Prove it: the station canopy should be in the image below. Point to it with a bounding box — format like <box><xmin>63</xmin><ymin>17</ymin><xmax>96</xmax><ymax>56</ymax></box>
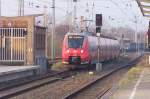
<box><xmin>137</xmin><ymin>0</ymin><xmax>150</xmax><ymax>17</ymax></box>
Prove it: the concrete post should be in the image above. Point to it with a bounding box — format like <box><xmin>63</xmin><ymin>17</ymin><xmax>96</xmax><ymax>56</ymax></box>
<box><xmin>51</xmin><ymin>0</ymin><xmax>55</xmax><ymax>62</ymax></box>
<box><xmin>96</xmin><ymin>33</ymin><xmax>102</xmax><ymax>72</ymax></box>
<box><xmin>96</xmin><ymin>63</ymin><xmax>102</xmax><ymax>72</ymax></box>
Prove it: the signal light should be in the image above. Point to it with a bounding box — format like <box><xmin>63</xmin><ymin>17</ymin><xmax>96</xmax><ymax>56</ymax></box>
<box><xmin>96</xmin><ymin>27</ymin><xmax>101</xmax><ymax>33</ymax></box>
<box><xmin>96</xmin><ymin>14</ymin><xmax>102</xmax><ymax>26</ymax></box>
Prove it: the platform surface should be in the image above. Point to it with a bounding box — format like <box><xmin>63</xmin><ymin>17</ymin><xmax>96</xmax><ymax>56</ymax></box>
<box><xmin>111</xmin><ymin>67</ymin><xmax>150</xmax><ymax>99</ymax></box>
<box><xmin>111</xmin><ymin>53</ymin><xmax>150</xmax><ymax>99</ymax></box>
<box><xmin>0</xmin><ymin>66</ymin><xmax>38</xmax><ymax>76</ymax></box>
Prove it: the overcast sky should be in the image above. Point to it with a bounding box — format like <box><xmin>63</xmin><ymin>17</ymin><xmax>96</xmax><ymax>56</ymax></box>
<box><xmin>1</xmin><ymin>0</ymin><xmax>149</xmax><ymax>31</ymax></box>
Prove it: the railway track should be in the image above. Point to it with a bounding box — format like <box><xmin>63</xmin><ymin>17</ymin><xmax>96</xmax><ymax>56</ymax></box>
<box><xmin>48</xmin><ymin>57</ymin><xmax>62</xmax><ymax>64</ymax></box>
<box><xmin>0</xmin><ymin>69</ymin><xmax>77</xmax><ymax>99</ymax></box>
<box><xmin>63</xmin><ymin>55</ymin><xmax>141</xmax><ymax>99</ymax></box>
<box><xmin>0</xmin><ymin>70</ymin><xmax>60</xmax><ymax>91</ymax></box>
<box><xmin>0</xmin><ymin>54</ymin><xmax>141</xmax><ymax>99</ymax></box>
<box><xmin>96</xmin><ymin>87</ymin><xmax>111</xmax><ymax>99</ymax></box>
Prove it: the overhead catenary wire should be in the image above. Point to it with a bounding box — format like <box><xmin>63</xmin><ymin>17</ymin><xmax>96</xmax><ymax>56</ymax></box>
<box><xmin>108</xmin><ymin>0</ymin><xmax>135</xmax><ymax>23</ymax></box>
<box><xmin>1</xmin><ymin>0</ymin><xmax>144</xmax><ymax>31</ymax></box>
<box><xmin>110</xmin><ymin>0</ymin><xmax>145</xmax><ymax>54</ymax></box>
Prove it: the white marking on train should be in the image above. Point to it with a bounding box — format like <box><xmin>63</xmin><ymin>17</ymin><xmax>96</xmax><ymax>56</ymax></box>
<box><xmin>129</xmin><ymin>69</ymin><xmax>145</xmax><ymax>99</ymax></box>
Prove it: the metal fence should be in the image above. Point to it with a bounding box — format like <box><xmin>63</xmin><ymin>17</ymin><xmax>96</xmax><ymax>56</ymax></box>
<box><xmin>0</xmin><ymin>28</ymin><xmax>27</xmax><ymax>62</ymax></box>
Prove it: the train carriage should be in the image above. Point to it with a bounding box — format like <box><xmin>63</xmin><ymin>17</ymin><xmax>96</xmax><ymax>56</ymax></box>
<box><xmin>62</xmin><ymin>32</ymin><xmax>120</xmax><ymax>65</ymax></box>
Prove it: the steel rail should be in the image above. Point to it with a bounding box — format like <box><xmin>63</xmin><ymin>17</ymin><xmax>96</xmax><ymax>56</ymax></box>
<box><xmin>0</xmin><ymin>69</ymin><xmax>74</xmax><ymax>99</ymax></box>
<box><xmin>63</xmin><ymin>55</ymin><xmax>142</xmax><ymax>99</ymax></box>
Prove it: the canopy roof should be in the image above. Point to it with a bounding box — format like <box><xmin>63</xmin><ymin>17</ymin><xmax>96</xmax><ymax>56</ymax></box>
<box><xmin>136</xmin><ymin>0</ymin><xmax>150</xmax><ymax>17</ymax></box>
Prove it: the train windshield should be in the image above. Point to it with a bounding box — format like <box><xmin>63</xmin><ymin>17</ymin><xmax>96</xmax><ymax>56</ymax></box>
<box><xmin>68</xmin><ymin>35</ymin><xmax>84</xmax><ymax>48</ymax></box>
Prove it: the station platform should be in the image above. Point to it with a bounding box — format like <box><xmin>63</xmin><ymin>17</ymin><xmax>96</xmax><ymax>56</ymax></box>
<box><xmin>109</xmin><ymin>53</ymin><xmax>150</xmax><ymax>99</ymax></box>
<box><xmin>0</xmin><ymin>66</ymin><xmax>39</xmax><ymax>83</ymax></box>
<box><xmin>110</xmin><ymin>67</ymin><xmax>150</xmax><ymax>99</ymax></box>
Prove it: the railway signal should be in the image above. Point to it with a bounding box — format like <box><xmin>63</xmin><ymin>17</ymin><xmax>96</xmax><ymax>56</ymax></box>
<box><xmin>96</xmin><ymin>14</ymin><xmax>102</xmax><ymax>26</ymax></box>
<box><xmin>96</xmin><ymin>14</ymin><xmax>102</xmax><ymax>33</ymax></box>
<box><xmin>96</xmin><ymin>14</ymin><xmax>103</xmax><ymax>72</ymax></box>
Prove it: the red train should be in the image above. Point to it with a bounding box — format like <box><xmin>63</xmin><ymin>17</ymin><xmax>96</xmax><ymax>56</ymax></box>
<box><xmin>62</xmin><ymin>32</ymin><xmax>120</xmax><ymax>65</ymax></box>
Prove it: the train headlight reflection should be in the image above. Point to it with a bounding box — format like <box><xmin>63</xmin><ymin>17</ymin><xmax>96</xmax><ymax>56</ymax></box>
<box><xmin>67</xmin><ymin>49</ymin><xmax>70</xmax><ymax>53</ymax></box>
<box><xmin>81</xmin><ymin>50</ymin><xmax>84</xmax><ymax>53</ymax></box>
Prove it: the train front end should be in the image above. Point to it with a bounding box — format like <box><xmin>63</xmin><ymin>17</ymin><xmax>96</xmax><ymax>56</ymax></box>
<box><xmin>62</xmin><ymin>34</ymin><xmax>90</xmax><ymax>65</ymax></box>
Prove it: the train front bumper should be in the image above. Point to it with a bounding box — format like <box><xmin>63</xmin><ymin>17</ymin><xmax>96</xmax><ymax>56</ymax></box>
<box><xmin>62</xmin><ymin>57</ymin><xmax>89</xmax><ymax>65</ymax></box>
<box><xmin>70</xmin><ymin>57</ymin><xmax>89</xmax><ymax>65</ymax></box>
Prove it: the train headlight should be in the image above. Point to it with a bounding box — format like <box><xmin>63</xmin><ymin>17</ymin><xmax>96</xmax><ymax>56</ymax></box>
<box><xmin>81</xmin><ymin>50</ymin><xmax>84</xmax><ymax>53</ymax></box>
<box><xmin>67</xmin><ymin>49</ymin><xmax>70</xmax><ymax>53</ymax></box>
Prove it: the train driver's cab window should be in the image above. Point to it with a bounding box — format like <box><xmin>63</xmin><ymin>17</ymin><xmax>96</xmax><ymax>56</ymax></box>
<box><xmin>68</xmin><ymin>35</ymin><xmax>84</xmax><ymax>48</ymax></box>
